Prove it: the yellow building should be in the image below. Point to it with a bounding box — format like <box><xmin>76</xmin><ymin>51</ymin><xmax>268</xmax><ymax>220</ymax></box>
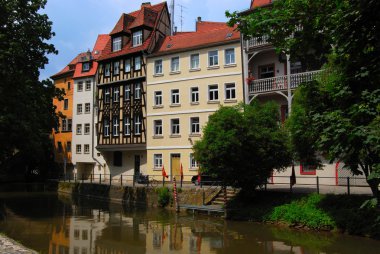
<box><xmin>146</xmin><ymin>18</ymin><xmax>242</xmax><ymax>181</ymax></box>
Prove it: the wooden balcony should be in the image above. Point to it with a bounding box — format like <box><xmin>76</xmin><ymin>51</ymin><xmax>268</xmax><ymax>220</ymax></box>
<box><xmin>246</xmin><ymin>35</ymin><xmax>270</xmax><ymax>49</ymax></box>
<box><xmin>249</xmin><ymin>70</ymin><xmax>323</xmax><ymax>95</ymax></box>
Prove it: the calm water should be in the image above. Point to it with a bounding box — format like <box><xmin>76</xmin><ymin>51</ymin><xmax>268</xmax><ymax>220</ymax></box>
<box><xmin>0</xmin><ymin>192</ymin><xmax>380</xmax><ymax>254</ymax></box>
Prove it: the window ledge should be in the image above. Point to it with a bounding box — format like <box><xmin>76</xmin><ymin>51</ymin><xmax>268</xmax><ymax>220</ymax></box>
<box><xmin>170</xmin><ymin>71</ymin><xmax>181</xmax><ymax>75</ymax></box>
<box><xmin>153</xmin><ymin>135</ymin><xmax>164</xmax><ymax>139</ymax></box>
<box><xmin>84</xmin><ymin>133</ymin><xmax>90</xmax><ymax>135</ymax></box>
<box><xmin>153</xmin><ymin>105</ymin><xmax>164</xmax><ymax>109</ymax></box>
<box><xmin>189</xmin><ymin>168</ymin><xmax>199</xmax><ymax>171</ymax></box>
<box><xmin>170</xmin><ymin>134</ymin><xmax>181</xmax><ymax>138</ymax></box>
<box><xmin>189</xmin><ymin>134</ymin><xmax>201</xmax><ymax>137</ymax></box>
<box><xmin>189</xmin><ymin>68</ymin><xmax>201</xmax><ymax>72</ymax></box>
<box><xmin>207</xmin><ymin>100</ymin><xmax>220</xmax><ymax>104</ymax></box>
<box><xmin>170</xmin><ymin>104</ymin><xmax>181</xmax><ymax>108</ymax></box>
<box><xmin>207</xmin><ymin>66</ymin><xmax>220</xmax><ymax>70</ymax></box>
<box><xmin>224</xmin><ymin>99</ymin><xmax>238</xmax><ymax>103</ymax></box>
<box><xmin>190</xmin><ymin>102</ymin><xmax>199</xmax><ymax>106</ymax></box>
<box><xmin>153</xmin><ymin>73</ymin><xmax>164</xmax><ymax>77</ymax></box>
<box><xmin>153</xmin><ymin>168</ymin><xmax>162</xmax><ymax>171</ymax></box>
<box><xmin>224</xmin><ymin>63</ymin><xmax>237</xmax><ymax>68</ymax></box>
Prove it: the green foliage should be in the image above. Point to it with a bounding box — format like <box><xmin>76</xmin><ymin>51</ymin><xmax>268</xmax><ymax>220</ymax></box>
<box><xmin>193</xmin><ymin>102</ymin><xmax>292</xmax><ymax>191</ymax></box>
<box><xmin>267</xmin><ymin>194</ymin><xmax>335</xmax><ymax>230</ymax></box>
<box><xmin>0</xmin><ymin>0</ymin><xmax>59</xmax><ymax>176</ymax></box>
<box><xmin>156</xmin><ymin>187</ymin><xmax>172</xmax><ymax>208</ymax></box>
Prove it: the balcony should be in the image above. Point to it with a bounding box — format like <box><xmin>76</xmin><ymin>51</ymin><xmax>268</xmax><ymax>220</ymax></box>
<box><xmin>248</xmin><ymin>70</ymin><xmax>323</xmax><ymax>95</ymax></box>
<box><xmin>246</xmin><ymin>35</ymin><xmax>270</xmax><ymax>49</ymax></box>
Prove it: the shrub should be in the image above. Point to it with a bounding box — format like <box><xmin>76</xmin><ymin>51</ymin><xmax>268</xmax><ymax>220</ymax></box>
<box><xmin>157</xmin><ymin>187</ymin><xmax>172</xmax><ymax>207</ymax></box>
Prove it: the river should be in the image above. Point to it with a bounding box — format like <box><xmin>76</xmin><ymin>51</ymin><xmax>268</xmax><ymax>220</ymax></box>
<box><xmin>0</xmin><ymin>192</ymin><xmax>379</xmax><ymax>254</ymax></box>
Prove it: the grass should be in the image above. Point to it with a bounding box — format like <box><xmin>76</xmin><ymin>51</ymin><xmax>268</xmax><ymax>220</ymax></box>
<box><xmin>227</xmin><ymin>191</ymin><xmax>380</xmax><ymax>239</ymax></box>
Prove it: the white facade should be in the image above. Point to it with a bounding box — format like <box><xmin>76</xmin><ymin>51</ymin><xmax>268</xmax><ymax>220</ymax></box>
<box><xmin>72</xmin><ymin>77</ymin><xmax>106</xmax><ymax>179</ymax></box>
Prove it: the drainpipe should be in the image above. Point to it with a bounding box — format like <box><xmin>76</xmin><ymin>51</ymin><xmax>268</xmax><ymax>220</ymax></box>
<box><xmin>286</xmin><ymin>54</ymin><xmax>292</xmax><ymax>114</ymax></box>
<box><xmin>92</xmin><ymin>77</ymin><xmax>102</xmax><ymax>178</ymax></box>
<box><xmin>241</xmin><ymin>33</ymin><xmax>248</xmax><ymax>104</ymax></box>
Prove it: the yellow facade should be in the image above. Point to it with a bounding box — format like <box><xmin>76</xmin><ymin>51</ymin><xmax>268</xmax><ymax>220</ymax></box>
<box><xmin>146</xmin><ymin>42</ymin><xmax>243</xmax><ymax>181</ymax></box>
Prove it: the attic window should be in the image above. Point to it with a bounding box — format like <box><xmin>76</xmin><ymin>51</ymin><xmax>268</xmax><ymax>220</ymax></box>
<box><xmin>133</xmin><ymin>30</ymin><xmax>143</xmax><ymax>47</ymax></box>
<box><xmin>226</xmin><ymin>33</ymin><xmax>233</xmax><ymax>39</ymax></box>
<box><xmin>94</xmin><ymin>50</ymin><xmax>99</xmax><ymax>55</ymax></box>
<box><xmin>112</xmin><ymin>36</ymin><xmax>122</xmax><ymax>52</ymax></box>
<box><xmin>167</xmin><ymin>44</ymin><xmax>173</xmax><ymax>48</ymax></box>
<box><xmin>82</xmin><ymin>62</ymin><xmax>90</xmax><ymax>72</ymax></box>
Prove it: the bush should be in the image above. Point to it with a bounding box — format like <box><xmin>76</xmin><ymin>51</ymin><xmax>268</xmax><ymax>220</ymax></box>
<box><xmin>157</xmin><ymin>187</ymin><xmax>172</xmax><ymax>207</ymax></box>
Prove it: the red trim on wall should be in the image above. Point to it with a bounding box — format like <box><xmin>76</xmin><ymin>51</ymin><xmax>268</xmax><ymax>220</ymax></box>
<box><xmin>335</xmin><ymin>161</ymin><xmax>340</xmax><ymax>186</ymax></box>
<box><xmin>300</xmin><ymin>164</ymin><xmax>317</xmax><ymax>175</ymax></box>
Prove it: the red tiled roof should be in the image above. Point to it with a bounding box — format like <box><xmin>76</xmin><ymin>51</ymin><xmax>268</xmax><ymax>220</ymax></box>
<box><xmin>196</xmin><ymin>21</ymin><xmax>229</xmax><ymax>32</ymax></box>
<box><xmin>251</xmin><ymin>0</ymin><xmax>273</xmax><ymax>9</ymax></box>
<box><xmin>153</xmin><ymin>22</ymin><xmax>240</xmax><ymax>56</ymax></box>
<box><xmin>109</xmin><ymin>14</ymin><xmax>136</xmax><ymax>35</ymax></box>
<box><xmin>98</xmin><ymin>2</ymin><xmax>167</xmax><ymax>61</ymax></box>
<box><xmin>92</xmin><ymin>34</ymin><xmax>109</xmax><ymax>59</ymax></box>
<box><xmin>50</xmin><ymin>54</ymin><xmax>80</xmax><ymax>79</ymax></box>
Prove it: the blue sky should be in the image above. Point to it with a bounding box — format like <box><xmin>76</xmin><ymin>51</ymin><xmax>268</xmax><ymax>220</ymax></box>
<box><xmin>40</xmin><ymin>0</ymin><xmax>250</xmax><ymax>80</ymax></box>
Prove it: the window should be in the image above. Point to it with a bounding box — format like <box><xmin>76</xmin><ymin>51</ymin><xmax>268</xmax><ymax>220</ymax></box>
<box><xmin>85</xmin><ymin>80</ymin><xmax>91</xmax><ymax>91</ymax></box>
<box><xmin>132</xmin><ymin>30</ymin><xmax>143</xmax><ymax>46</ymax></box>
<box><xmin>123</xmin><ymin>116</ymin><xmax>130</xmax><ymax>135</ymax></box>
<box><xmin>191</xmin><ymin>87</ymin><xmax>199</xmax><ymax>103</ymax></box>
<box><xmin>224</xmin><ymin>48</ymin><xmax>235</xmax><ymax>65</ymax></box>
<box><xmin>190</xmin><ymin>117</ymin><xmax>200</xmax><ymax>134</ymax></box>
<box><xmin>112</xmin><ymin>36</ymin><xmax>122</xmax><ymax>52</ymax></box>
<box><xmin>190</xmin><ymin>153</ymin><xmax>199</xmax><ymax>168</ymax></box>
<box><xmin>81</xmin><ymin>248</ymin><xmax>87</xmax><ymax>254</ymax></box>
<box><xmin>113</xmin><ymin>61</ymin><xmax>120</xmax><ymax>75</ymax></box>
<box><xmin>104</xmin><ymin>88</ymin><xmax>110</xmax><ymax>103</ymax></box>
<box><xmin>57</xmin><ymin>142</ymin><xmax>63</xmax><ymax>153</ymax></box>
<box><xmin>84</xmin><ymin>144</ymin><xmax>90</xmax><ymax>154</ymax></box>
<box><xmin>125</xmin><ymin>59</ymin><xmax>131</xmax><ymax>72</ymax></box>
<box><xmin>67</xmin><ymin>141</ymin><xmax>71</xmax><ymax>152</ymax></box>
<box><xmin>76</xmin><ymin>144</ymin><xmax>81</xmax><ymax>154</ymax></box>
<box><xmin>225</xmin><ymin>83</ymin><xmax>236</xmax><ymax>100</ymax></box>
<box><xmin>74</xmin><ymin>229</ymin><xmax>80</xmax><ymax>240</ymax></box>
<box><xmin>113</xmin><ymin>151</ymin><xmax>122</xmax><ymax>166</ymax></box>
<box><xmin>171</xmin><ymin>89</ymin><xmax>179</xmax><ymax>104</ymax></box>
<box><xmin>154</xmin><ymin>91</ymin><xmax>162</xmax><ymax>106</ymax></box>
<box><xmin>291</xmin><ymin>61</ymin><xmax>303</xmax><ymax>74</ymax></box>
<box><xmin>300</xmin><ymin>164</ymin><xmax>317</xmax><ymax>175</ymax></box>
<box><xmin>135</xmin><ymin>83</ymin><xmax>141</xmax><ymax>99</ymax></box>
<box><xmin>84</xmin><ymin>123</ymin><xmax>90</xmax><ymax>135</ymax></box>
<box><xmin>103</xmin><ymin>118</ymin><xmax>110</xmax><ymax>137</ymax></box>
<box><xmin>208</xmin><ymin>85</ymin><xmax>219</xmax><ymax>101</ymax></box>
<box><xmin>82</xmin><ymin>62</ymin><xmax>90</xmax><ymax>72</ymax></box>
<box><xmin>77</xmin><ymin>82</ymin><xmax>83</xmax><ymax>92</ymax></box>
<box><xmin>113</xmin><ymin>87</ymin><xmax>120</xmax><ymax>102</ymax></box>
<box><xmin>208</xmin><ymin>50</ymin><xmax>219</xmax><ymax>66</ymax></box>
<box><xmin>112</xmin><ymin>116</ymin><xmax>119</xmax><ymax>136</ymax></box>
<box><xmin>64</xmin><ymin>99</ymin><xmax>69</xmax><ymax>110</ymax></box>
<box><xmin>154</xmin><ymin>154</ymin><xmax>162</xmax><ymax>168</ymax></box>
<box><xmin>171</xmin><ymin>119</ymin><xmax>180</xmax><ymax>135</ymax></box>
<box><xmin>154</xmin><ymin>59</ymin><xmax>163</xmax><ymax>74</ymax></box>
<box><xmin>190</xmin><ymin>54</ymin><xmax>199</xmax><ymax>69</ymax></box>
<box><xmin>124</xmin><ymin>85</ymin><xmax>130</xmax><ymax>101</ymax></box>
<box><xmin>82</xmin><ymin>230</ymin><xmax>88</xmax><ymax>240</ymax></box>
<box><xmin>68</xmin><ymin>119</ymin><xmax>72</xmax><ymax>131</ymax></box>
<box><xmin>134</xmin><ymin>114</ymin><xmax>141</xmax><ymax>135</ymax></box>
<box><xmin>76</xmin><ymin>124</ymin><xmax>82</xmax><ymax>135</ymax></box>
<box><xmin>67</xmin><ymin>82</ymin><xmax>71</xmax><ymax>90</ymax></box>
<box><xmin>134</xmin><ymin>56</ymin><xmax>141</xmax><ymax>70</ymax></box>
<box><xmin>259</xmin><ymin>64</ymin><xmax>275</xmax><ymax>79</ymax></box>
<box><xmin>85</xmin><ymin>103</ymin><xmax>90</xmax><ymax>114</ymax></box>
<box><xmin>154</xmin><ymin>120</ymin><xmax>162</xmax><ymax>136</ymax></box>
<box><xmin>104</xmin><ymin>63</ymin><xmax>110</xmax><ymax>77</ymax></box>
<box><xmin>171</xmin><ymin>57</ymin><xmax>179</xmax><ymax>72</ymax></box>
<box><xmin>62</xmin><ymin>119</ymin><xmax>67</xmax><ymax>132</ymax></box>
<box><xmin>77</xmin><ymin>104</ymin><xmax>82</xmax><ymax>114</ymax></box>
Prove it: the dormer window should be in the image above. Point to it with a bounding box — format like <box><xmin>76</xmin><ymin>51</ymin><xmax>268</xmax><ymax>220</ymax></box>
<box><xmin>82</xmin><ymin>62</ymin><xmax>90</xmax><ymax>72</ymax></box>
<box><xmin>112</xmin><ymin>36</ymin><xmax>122</xmax><ymax>52</ymax></box>
<box><xmin>132</xmin><ymin>30</ymin><xmax>143</xmax><ymax>47</ymax></box>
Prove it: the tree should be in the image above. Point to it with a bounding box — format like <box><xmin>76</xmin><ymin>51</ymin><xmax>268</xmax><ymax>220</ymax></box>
<box><xmin>193</xmin><ymin>103</ymin><xmax>292</xmax><ymax>191</ymax></box>
<box><xmin>227</xmin><ymin>0</ymin><xmax>380</xmax><ymax>199</ymax></box>
<box><xmin>0</xmin><ymin>0</ymin><xmax>59</xmax><ymax>178</ymax></box>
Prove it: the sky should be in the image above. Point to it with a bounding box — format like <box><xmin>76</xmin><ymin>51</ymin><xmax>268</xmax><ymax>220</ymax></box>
<box><xmin>40</xmin><ymin>0</ymin><xmax>250</xmax><ymax>80</ymax></box>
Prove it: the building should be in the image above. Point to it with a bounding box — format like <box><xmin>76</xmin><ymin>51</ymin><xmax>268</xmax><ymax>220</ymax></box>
<box><xmin>51</xmin><ymin>57</ymin><xmax>77</xmax><ymax>175</ymax></box>
<box><xmin>146</xmin><ymin>18</ymin><xmax>242</xmax><ymax>181</ymax></box>
<box><xmin>71</xmin><ymin>35</ymin><xmax>108</xmax><ymax>180</ymax></box>
<box><xmin>95</xmin><ymin>2</ymin><xmax>171</xmax><ymax>181</ymax></box>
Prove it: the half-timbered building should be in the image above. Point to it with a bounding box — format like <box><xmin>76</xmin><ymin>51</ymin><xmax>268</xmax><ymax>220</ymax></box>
<box><xmin>96</xmin><ymin>2</ymin><xmax>171</xmax><ymax>179</ymax></box>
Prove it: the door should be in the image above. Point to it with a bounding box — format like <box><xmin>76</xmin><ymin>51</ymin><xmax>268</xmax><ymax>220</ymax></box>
<box><xmin>134</xmin><ymin>155</ymin><xmax>140</xmax><ymax>177</ymax></box>
<box><xmin>171</xmin><ymin>154</ymin><xmax>181</xmax><ymax>181</ymax></box>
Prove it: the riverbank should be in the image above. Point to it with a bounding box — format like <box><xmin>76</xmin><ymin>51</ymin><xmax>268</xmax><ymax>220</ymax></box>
<box><xmin>227</xmin><ymin>191</ymin><xmax>380</xmax><ymax>239</ymax></box>
<box><xmin>0</xmin><ymin>234</ymin><xmax>37</xmax><ymax>254</ymax></box>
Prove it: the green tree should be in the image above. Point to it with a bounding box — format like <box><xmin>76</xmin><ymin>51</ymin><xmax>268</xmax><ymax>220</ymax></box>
<box><xmin>193</xmin><ymin>103</ymin><xmax>292</xmax><ymax>191</ymax></box>
<box><xmin>228</xmin><ymin>0</ymin><xmax>380</xmax><ymax>199</ymax></box>
<box><xmin>0</xmin><ymin>0</ymin><xmax>59</xmax><ymax>178</ymax></box>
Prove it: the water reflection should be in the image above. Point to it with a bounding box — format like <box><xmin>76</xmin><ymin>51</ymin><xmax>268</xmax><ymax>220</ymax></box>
<box><xmin>0</xmin><ymin>192</ymin><xmax>379</xmax><ymax>254</ymax></box>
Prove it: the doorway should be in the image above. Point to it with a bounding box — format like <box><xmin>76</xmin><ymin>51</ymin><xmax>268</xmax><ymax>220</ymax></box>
<box><xmin>171</xmin><ymin>154</ymin><xmax>181</xmax><ymax>181</ymax></box>
<box><xmin>134</xmin><ymin>155</ymin><xmax>140</xmax><ymax>177</ymax></box>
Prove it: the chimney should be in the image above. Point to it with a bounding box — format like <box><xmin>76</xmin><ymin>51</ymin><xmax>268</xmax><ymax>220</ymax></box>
<box><xmin>197</xmin><ymin>16</ymin><xmax>202</xmax><ymax>22</ymax></box>
<box><xmin>141</xmin><ymin>2</ymin><xmax>151</xmax><ymax>8</ymax></box>
<box><xmin>174</xmin><ymin>26</ymin><xmax>177</xmax><ymax>35</ymax></box>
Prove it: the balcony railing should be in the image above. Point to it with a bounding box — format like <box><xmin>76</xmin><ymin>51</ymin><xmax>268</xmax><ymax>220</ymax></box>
<box><xmin>249</xmin><ymin>70</ymin><xmax>323</xmax><ymax>94</ymax></box>
<box><xmin>246</xmin><ymin>35</ymin><xmax>270</xmax><ymax>48</ymax></box>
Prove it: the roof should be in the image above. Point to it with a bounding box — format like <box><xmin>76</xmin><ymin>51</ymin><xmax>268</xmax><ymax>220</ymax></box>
<box><xmin>251</xmin><ymin>0</ymin><xmax>273</xmax><ymax>9</ymax></box>
<box><xmin>97</xmin><ymin>2</ymin><xmax>167</xmax><ymax>61</ymax></box>
<box><xmin>50</xmin><ymin>55</ymin><xmax>78</xmax><ymax>79</ymax></box>
<box><xmin>152</xmin><ymin>21</ymin><xmax>240</xmax><ymax>57</ymax></box>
